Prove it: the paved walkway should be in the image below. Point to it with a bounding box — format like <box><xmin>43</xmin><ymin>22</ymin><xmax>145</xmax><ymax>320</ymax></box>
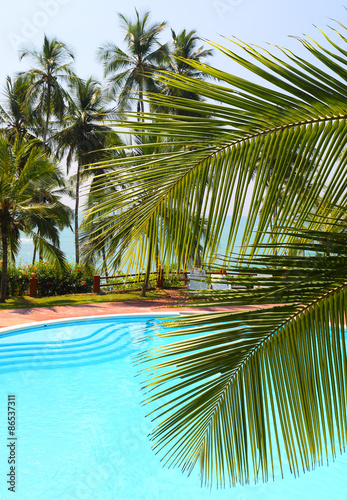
<box><xmin>0</xmin><ymin>291</ymin><xmax>266</xmax><ymax>330</ymax></box>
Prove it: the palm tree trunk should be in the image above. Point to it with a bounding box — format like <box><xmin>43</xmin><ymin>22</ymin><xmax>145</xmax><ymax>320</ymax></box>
<box><xmin>43</xmin><ymin>88</ymin><xmax>51</xmax><ymax>145</ymax></box>
<box><xmin>138</xmin><ymin>87</ymin><xmax>145</xmax><ymax>123</ymax></box>
<box><xmin>155</xmin><ymin>241</ymin><xmax>159</xmax><ymax>271</ymax></box>
<box><xmin>34</xmin><ymin>88</ymin><xmax>51</xmax><ymax>262</ymax></box>
<box><xmin>140</xmin><ymin>93</ymin><xmax>145</xmax><ymax>122</ymax></box>
<box><xmin>32</xmin><ymin>245</ymin><xmax>37</xmax><ymax>265</ymax></box>
<box><xmin>102</xmin><ymin>246</ymin><xmax>108</xmax><ymax>278</ymax></box>
<box><xmin>0</xmin><ymin>214</ymin><xmax>9</xmax><ymax>302</ymax></box>
<box><xmin>75</xmin><ymin>159</ymin><xmax>81</xmax><ymax>264</ymax></box>
<box><xmin>141</xmin><ymin>235</ymin><xmax>153</xmax><ymax>297</ymax></box>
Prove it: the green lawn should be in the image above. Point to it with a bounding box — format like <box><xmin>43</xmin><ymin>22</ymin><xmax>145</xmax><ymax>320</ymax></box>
<box><xmin>0</xmin><ymin>290</ymin><xmax>168</xmax><ymax>310</ymax></box>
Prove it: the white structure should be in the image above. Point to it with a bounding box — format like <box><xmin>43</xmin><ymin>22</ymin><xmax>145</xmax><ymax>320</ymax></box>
<box><xmin>188</xmin><ymin>269</ymin><xmax>209</xmax><ymax>290</ymax></box>
<box><xmin>210</xmin><ymin>273</ymin><xmax>229</xmax><ymax>290</ymax></box>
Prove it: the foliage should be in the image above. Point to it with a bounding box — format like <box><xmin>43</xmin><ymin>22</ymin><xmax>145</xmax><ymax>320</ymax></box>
<box><xmin>97</xmin><ymin>8</ymin><xmax>169</xmax><ymax>115</ymax></box>
<box><xmin>0</xmin><ymin>134</ymin><xmax>70</xmax><ymax>302</ymax></box>
<box><xmin>163</xmin><ymin>273</ymin><xmax>185</xmax><ymax>288</ymax></box>
<box><xmin>0</xmin><ymin>75</ymin><xmax>42</xmax><ymax>142</ymax></box>
<box><xmin>0</xmin><ymin>261</ymin><xmax>94</xmax><ymax>298</ymax></box>
<box><xmin>103</xmin><ymin>272</ymin><xmax>184</xmax><ymax>290</ymax></box>
<box><xmin>19</xmin><ymin>34</ymin><xmax>75</xmax><ymax>143</ymax></box>
<box><xmin>88</xmin><ymin>20</ymin><xmax>347</xmax><ymax>487</ymax></box>
<box><xmin>4</xmin><ymin>264</ymin><xmax>31</xmax><ymax>297</ymax></box>
<box><xmin>34</xmin><ymin>261</ymin><xmax>94</xmax><ymax>296</ymax></box>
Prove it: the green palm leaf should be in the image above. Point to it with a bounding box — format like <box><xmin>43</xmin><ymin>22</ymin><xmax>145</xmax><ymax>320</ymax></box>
<box><xmin>86</xmin><ymin>20</ymin><xmax>347</xmax><ymax>485</ymax></box>
<box><xmin>88</xmin><ymin>23</ymin><xmax>347</xmax><ymax>272</ymax></box>
<box><xmin>0</xmin><ymin>134</ymin><xmax>70</xmax><ymax>300</ymax></box>
<box><xmin>137</xmin><ymin>227</ymin><xmax>347</xmax><ymax>485</ymax></box>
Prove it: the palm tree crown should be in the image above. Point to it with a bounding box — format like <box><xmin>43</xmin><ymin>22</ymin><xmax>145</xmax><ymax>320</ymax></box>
<box><xmin>97</xmin><ymin>9</ymin><xmax>169</xmax><ymax>115</ymax></box>
<box><xmin>0</xmin><ymin>134</ymin><xmax>70</xmax><ymax>302</ymax></box>
<box><xmin>19</xmin><ymin>34</ymin><xmax>75</xmax><ymax>143</ymax></box>
<box><xmin>0</xmin><ymin>75</ymin><xmax>41</xmax><ymax>142</ymax></box>
<box><xmin>159</xmin><ymin>28</ymin><xmax>214</xmax><ymax>115</ymax></box>
<box><xmin>170</xmin><ymin>29</ymin><xmax>213</xmax><ymax>78</ymax></box>
<box><xmin>55</xmin><ymin>77</ymin><xmax>113</xmax><ymax>263</ymax></box>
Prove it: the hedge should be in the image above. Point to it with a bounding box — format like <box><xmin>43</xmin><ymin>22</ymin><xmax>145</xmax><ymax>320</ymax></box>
<box><xmin>0</xmin><ymin>261</ymin><xmax>95</xmax><ymax>298</ymax></box>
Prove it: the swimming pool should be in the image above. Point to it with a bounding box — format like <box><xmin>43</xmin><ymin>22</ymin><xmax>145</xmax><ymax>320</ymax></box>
<box><xmin>0</xmin><ymin>314</ymin><xmax>346</xmax><ymax>500</ymax></box>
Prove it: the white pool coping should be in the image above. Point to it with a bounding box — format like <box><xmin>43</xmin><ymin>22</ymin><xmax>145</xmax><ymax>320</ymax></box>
<box><xmin>0</xmin><ymin>312</ymin><xmax>182</xmax><ymax>336</ymax></box>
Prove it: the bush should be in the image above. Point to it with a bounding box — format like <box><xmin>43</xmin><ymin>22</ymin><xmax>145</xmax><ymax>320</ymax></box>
<box><xmin>0</xmin><ymin>261</ymin><xmax>95</xmax><ymax>298</ymax></box>
<box><xmin>6</xmin><ymin>265</ymin><xmax>31</xmax><ymax>297</ymax></box>
<box><xmin>0</xmin><ymin>263</ymin><xmax>186</xmax><ymax>299</ymax></box>
<box><xmin>163</xmin><ymin>273</ymin><xmax>185</xmax><ymax>288</ymax></box>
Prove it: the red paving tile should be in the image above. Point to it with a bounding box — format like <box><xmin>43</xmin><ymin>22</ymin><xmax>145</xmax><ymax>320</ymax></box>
<box><xmin>0</xmin><ymin>293</ymin><xmax>269</xmax><ymax>331</ymax></box>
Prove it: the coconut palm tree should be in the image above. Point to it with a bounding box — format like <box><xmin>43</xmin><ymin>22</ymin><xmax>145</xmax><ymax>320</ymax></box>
<box><xmin>170</xmin><ymin>29</ymin><xmax>213</xmax><ymax>78</ymax></box>
<box><xmin>19</xmin><ymin>34</ymin><xmax>75</xmax><ymax>145</ymax></box>
<box><xmin>149</xmin><ymin>29</ymin><xmax>214</xmax><ymax>117</ymax></box>
<box><xmin>54</xmin><ymin>77</ymin><xmax>114</xmax><ymax>263</ymax></box>
<box><xmin>19</xmin><ymin>35</ymin><xmax>75</xmax><ymax>261</ymax></box>
<box><xmin>97</xmin><ymin>9</ymin><xmax>169</xmax><ymax>118</ymax></box>
<box><xmin>85</xmin><ymin>18</ymin><xmax>347</xmax><ymax>487</ymax></box>
<box><xmin>0</xmin><ymin>134</ymin><xmax>70</xmax><ymax>302</ymax></box>
<box><xmin>166</xmin><ymin>29</ymin><xmax>213</xmax><ymax>110</ymax></box>
<box><xmin>0</xmin><ymin>75</ymin><xmax>42</xmax><ymax>142</ymax></box>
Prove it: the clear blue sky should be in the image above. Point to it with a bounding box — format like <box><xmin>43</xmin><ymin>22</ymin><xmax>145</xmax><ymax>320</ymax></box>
<box><xmin>0</xmin><ymin>0</ymin><xmax>345</xmax><ymax>86</ymax></box>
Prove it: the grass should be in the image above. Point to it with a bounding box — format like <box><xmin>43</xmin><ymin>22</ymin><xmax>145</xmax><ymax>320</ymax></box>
<box><xmin>0</xmin><ymin>289</ymin><xmax>169</xmax><ymax>311</ymax></box>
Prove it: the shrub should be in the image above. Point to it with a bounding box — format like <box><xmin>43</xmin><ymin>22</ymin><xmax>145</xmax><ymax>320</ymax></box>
<box><xmin>6</xmin><ymin>265</ymin><xmax>31</xmax><ymax>297</ymax></box>
<box><xmin>0</xmin><ymin>261</ymin><xmax>95</xmax><ymax>298</ymax></box>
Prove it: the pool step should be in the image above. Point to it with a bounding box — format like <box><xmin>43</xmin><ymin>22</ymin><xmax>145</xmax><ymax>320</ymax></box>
<box><xmin>0</xmin><ymin>320</ymin><xmax>159</xmax><ymax>373</ymax></box>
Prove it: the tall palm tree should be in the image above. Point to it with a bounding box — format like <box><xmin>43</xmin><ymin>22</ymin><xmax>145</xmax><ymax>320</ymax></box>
<box><xmin>149</xmin><ymin>29</ymin><xmax>214</xmax><ymax>117</ymax></box>
<box><xmin>86</xmin><ymin>19</ymin><xmax>347</xmax><ymax>487</ymax></box>
<box><xmin>19</xmin><ymin>35</ymin><xmax>74</xmax><ymax>261</ymax></box>
<box><xmin>97</xmin><ymin>9</ymin><xmax>169</xmax><ymax>117</ymax></box>
<box><xmin>0</xmin><ymin>75</ymin><xmax>41</xmax><ymax>142</ymax></box>
<box><xmin>170</xmin><ymin>29</ymin><xmax>213</xmax><ymax>77</ymax></box>
<box><xmin>19</xmin><ymin>34</ymin><xmax>75</xmax><ymax>145</ymax></box>
<box><xmin>0</xmin><ymin>134</ymin><xmax>70</xmax><ymax>302</ymax></box>
<box><xmin>55</xmin><ymin>77</ymin><xmax>113</xmax><ymax>263</ymax></box>
<box><xmin>168</xmin><ymin>29</ymin><xmax>213</xmax><ymax>104</ymax></box>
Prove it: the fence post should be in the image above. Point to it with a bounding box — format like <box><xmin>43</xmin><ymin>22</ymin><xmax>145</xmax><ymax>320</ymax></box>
<box><xmin>29</xmin><ymin>273</ymin><xmax>37</xmax><ymax>297</ymax></box>
<box><xmin>93</xmin><ymin>275</ymin><xmax>101</xmax><ymax>293</ymax></box>
<box><xmin>156</xmin><ymin>268</ymin><xmax>164</xmax><ymax>288</ymax></box>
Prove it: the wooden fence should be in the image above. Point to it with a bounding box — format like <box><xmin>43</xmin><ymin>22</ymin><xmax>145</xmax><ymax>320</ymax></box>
<box><xmin>92</xmin><ymin>269</ymin><xmax>253</xmax><ymax>293</ymax></box>
<box><xmin>92</xmin><ymin>269</ymin><xmax>192</xmax><ymax>293</ymax></box>
<box><xmin>28</xmin><ymin>269</ymin><xmax>251</xmax><ymax>297</ymax></box>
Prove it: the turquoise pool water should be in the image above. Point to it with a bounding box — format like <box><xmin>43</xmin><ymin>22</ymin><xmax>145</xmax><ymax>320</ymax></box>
<box><xmin>0</xmin><ymin>315</ymin><xmax>346</xmax><ymax>500</ymax></box>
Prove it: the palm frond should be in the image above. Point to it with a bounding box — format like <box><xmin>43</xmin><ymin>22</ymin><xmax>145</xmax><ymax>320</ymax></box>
<box><xmin>137</xmin><ymin>225</ymin><xmax>347</xmax><ymax>486</ymax></box>
<box><xmin>84</xmin><ymin>19</ymin><xmax>347</xmax><ymax>487</ymax></box>
<box><xmin>86</xmin><ymin>23</ymin><xmax>347</xmax><ymax>274</ymax></box>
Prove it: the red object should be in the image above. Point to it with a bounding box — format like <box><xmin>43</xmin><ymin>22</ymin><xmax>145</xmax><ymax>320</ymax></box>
<box><xmin>30</xmin><ymin>274</ymin><xmax>37</xmax><ymax>297</ymax></box>
<box><xmin>93</xmin><ymin>275</ymin><xmax>101</xmax><ymax>293</ymax></box>
<box><xmin>156</xmin><ymin>268</ymin><xmax>164</xmax><ymax>288</ymax></box>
